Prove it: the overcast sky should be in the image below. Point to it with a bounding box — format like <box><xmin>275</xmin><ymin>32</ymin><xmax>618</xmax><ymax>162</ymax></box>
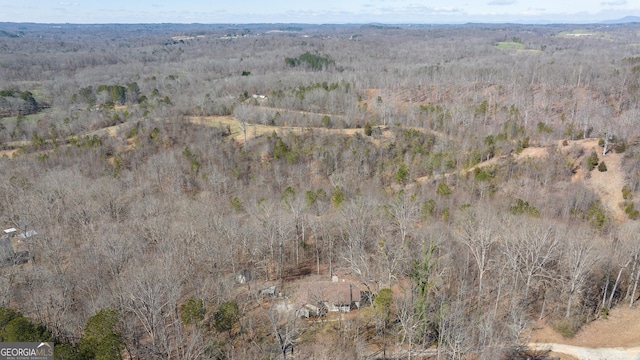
<box><xmin>0</xmin><ymin>0</ymin><xmax>637</xmax><ymax>24</ymax></box>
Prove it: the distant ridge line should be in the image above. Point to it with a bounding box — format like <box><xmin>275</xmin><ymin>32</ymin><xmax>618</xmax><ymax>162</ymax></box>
<box><xmin>599</xmin><ymin>15</ymin><xmax>640</xmax><ymax>24</ymax></box>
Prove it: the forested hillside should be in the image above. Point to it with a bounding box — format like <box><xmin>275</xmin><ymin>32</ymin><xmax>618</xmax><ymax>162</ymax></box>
<box><xmin>1</xmin><ymin>22</ymin><xmax>640</xmax><ymax>359</ymax></box>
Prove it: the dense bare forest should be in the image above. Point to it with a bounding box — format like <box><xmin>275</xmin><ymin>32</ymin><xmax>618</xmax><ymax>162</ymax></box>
<box><xmin>1</xmin><ymin>21</ymin><xmax>640</xmax><ymax>359</ymax></box>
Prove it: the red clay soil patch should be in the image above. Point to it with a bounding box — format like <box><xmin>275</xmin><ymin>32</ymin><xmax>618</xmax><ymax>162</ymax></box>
<box><xmin>516</xmin><ymin>146</ymin><xmax>548</xmax><ymax>160</ymax></box>
<box><xmin>0</xmin><ymin>149</ymin><xmax>19</xmax><ymax>158</ymax></box>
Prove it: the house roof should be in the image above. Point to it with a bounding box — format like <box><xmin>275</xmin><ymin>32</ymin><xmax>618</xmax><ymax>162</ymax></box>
<box><xmin>295</xmin><ymin>281</ymin><xmax>361</xmax><ymax>307</ymax></box>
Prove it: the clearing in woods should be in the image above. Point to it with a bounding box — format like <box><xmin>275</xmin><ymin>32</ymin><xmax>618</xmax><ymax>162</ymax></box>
<box><xmin>530</xmin><ymin>305</ymin><xmax>640</xmax><ymax>360</ymax></box>
<box><xmin>194</xmin><ymin>116</ymin><xmax>627</xmax><ymax>222</ymax></box>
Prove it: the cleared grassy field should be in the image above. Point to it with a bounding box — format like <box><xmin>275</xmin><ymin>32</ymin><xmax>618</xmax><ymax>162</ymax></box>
<box><xmin>557</xmin><ymin>29</ymin><xmax>610</xmax><ymax>39</ymax></box>
<box><xmin>495</xmin><ymin>41</ymin><xmax>525</xmax><ymax>50</ymax></box>
<box><xmin>0</xmin><ymin>112</ymin><xmax>46</xmax><ymax>123</ymax></box>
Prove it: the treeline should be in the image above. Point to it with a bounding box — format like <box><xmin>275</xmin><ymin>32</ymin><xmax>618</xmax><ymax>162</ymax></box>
<box><xmin>285</xmin><ymin>51</ymin><xmax>335</xmax><ymax>71</ymax></box>
<box><xmin>0</xmin><ymin>306</ymin><xmax>126</xmax><ymax>360</ymax></box>
<box><xmin>0</xmin><ymin>89</ymin><xmax>46</xmax><ymax>117</ymax></box>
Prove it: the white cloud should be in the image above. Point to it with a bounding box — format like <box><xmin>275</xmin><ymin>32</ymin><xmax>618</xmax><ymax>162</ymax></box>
<box><xmin>58</xmin><ymin>1</ymin><xmax>79</xmax><ymax>6</ymax></box>
<box><xmin>431</xmin><ymin>6</ymin><xmax>465</xmax><ymax>13</ymax></box>
<box><xmin>601</xmin><ymin>0</ymin><xmax>627</xmax><ymax>6</ymax></box>
<box><xmin>378</xmin><ymin>5</ymin><xmax>464</xmax><ymax>15</ymax></box>
<box><xmin>487</xmin><ymin>0</ymin><xmax>517</xmax><ymax>5</ymax></box>
<box><xmin>522</xmin><ymin>7</ymin><xmax>547</xmax><ymax>15</ymax></box>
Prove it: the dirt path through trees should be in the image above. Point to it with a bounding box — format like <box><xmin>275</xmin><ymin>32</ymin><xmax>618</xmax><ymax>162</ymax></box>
<box><xmin>189</xmin><ymin>115</ymin><xmax>370</xmax><ymax>144</ymax></box>
<box><xmin>0</xmin><ymin>149</ymin><xmax>18</xmax><ymax>158</ymax></box>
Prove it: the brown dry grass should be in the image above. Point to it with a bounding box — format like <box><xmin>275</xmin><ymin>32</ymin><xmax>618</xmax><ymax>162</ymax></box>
<box><xmin>556</xmin><ymin>138</ymin><xmax>627</xmax><ymax>221</ymax></box>
<box><xmin>530</xmin><ymin>305</ymin><xmax>640</xmax><ymax>359</ymax></box>
<box><xmin>188</xmin><ymin>115</ymin><xmax>375</xmax><ymax>144</ymax></box>
<box><xmin>531</xmin><ymin>305</ymin><xmax>640</xmax><ymax>348</ymax></box>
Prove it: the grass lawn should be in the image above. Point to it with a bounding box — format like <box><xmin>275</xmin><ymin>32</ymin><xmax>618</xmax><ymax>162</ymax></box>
<box><xmin>1</xmin><ymin>112</ymin><xmax>46</xmax><ymax>124</ymax></box>
<box><xmin>495</xmin><ymin>41</ymin><xmax>525</xmax><ymax>50</ymax></box>
<box><xmin>557</xmin><ymin>29</ymin><xmax>610</xmax><ymax>39</ymax></box>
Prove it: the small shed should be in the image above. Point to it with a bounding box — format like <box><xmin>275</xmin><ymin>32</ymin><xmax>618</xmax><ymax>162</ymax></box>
<box><xmin>2</xmin><ymin>228</ymin><xmax>16</xmax><ymax>237</ymax></box>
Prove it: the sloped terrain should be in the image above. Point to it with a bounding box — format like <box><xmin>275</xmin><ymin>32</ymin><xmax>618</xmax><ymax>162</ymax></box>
<box><xmin>531</xmin><ymin>305</ymin><xmax>640</xmax><ymax>360</ymax></box>
<box><xmin>206</xmin><ymin>113</ymin><xmax>630</xmax><ymax>224</ymax></box>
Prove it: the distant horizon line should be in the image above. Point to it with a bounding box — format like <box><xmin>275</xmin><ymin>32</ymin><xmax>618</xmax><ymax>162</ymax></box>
<box><xmin>1</xmin><ymin>17</ymin><xmax>639</xmax><ymax>27</ymax></box>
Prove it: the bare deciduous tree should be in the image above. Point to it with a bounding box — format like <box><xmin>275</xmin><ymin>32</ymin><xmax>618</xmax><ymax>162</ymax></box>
<box><xmin>561</xmin><ymin>228</ymin><xmax>600</xmax><ymax>318</ymax></box>
<box><xmin>501</xmin><ymin>218</ymin><xmax>562</xmax><ymax>301</ymax></box>
<box><xmin>457</xmin><ymin>207</ymin><xmax>499</xmax><ymax>308</ymax></box>
<box><xmin>233</xmin><ymin>103</ymin><xmax>252</xmax><ymax>144</ymax></box>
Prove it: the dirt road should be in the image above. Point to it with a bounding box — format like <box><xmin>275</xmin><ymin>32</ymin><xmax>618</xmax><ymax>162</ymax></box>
<box><xmin>530</xmin><ymin>343</ymin><xmax>640</xmax><ymax>360</ymax></box>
